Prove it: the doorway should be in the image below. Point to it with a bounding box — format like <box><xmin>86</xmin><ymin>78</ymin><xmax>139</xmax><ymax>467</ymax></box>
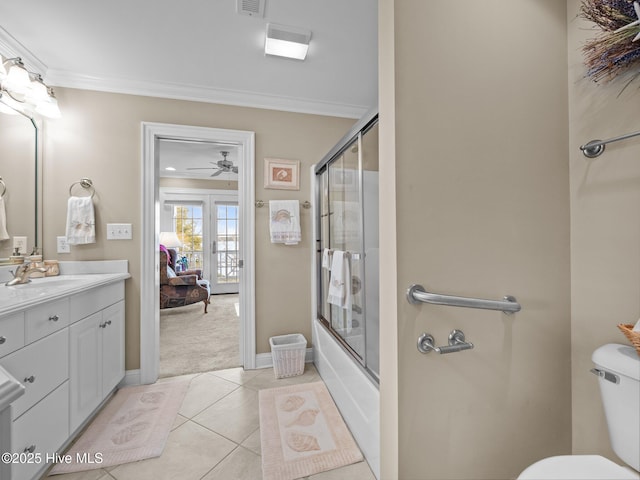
<box><xmin>158</xmin><ymin>185</ymin><xmax>240</xmax><ymax>376</ymax></box>
<box><xmin>141</xmin><ymin>123</ymin><xmax>256</xmax><ymax>385</ymax></box>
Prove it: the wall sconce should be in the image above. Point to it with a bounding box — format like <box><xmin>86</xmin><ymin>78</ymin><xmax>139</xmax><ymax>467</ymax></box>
<box><xmin>0</xmin><ymin>56</ymin><xmax>61</xmax><ymax>118</ymax></box>
<box><xmin>265</xmin><ymin>23</ymin><xmax>311</xmax><ymax>61</ymax></box>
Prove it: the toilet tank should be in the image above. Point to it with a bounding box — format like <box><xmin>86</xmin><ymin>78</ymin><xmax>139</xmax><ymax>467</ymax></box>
<box><xmin>592</xmin><ymin>344</ymin><xmax>640</xmax><ymax>472</ymax></box>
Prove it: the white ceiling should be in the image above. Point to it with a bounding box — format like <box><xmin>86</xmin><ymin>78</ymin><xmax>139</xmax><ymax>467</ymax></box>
<box><xmin>158</xmin><ymin>139</ymin><xmax>240</xmax><ymax>181</ymax></box>
<box><xmin>0</xmin><ymin>0</ymin><xmax>378</xmax><ymax>119</ymax></box>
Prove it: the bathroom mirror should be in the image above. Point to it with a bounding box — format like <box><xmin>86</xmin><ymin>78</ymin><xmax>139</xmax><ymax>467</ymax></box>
<box><xmin>0</xmin><ymin>109</ymin><xmax>41</xmax><ymax>261</ymax></box>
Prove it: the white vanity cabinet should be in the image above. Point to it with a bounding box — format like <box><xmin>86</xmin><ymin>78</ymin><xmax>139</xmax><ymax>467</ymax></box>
<box><xmin>0</xmin><ymin>275</ymin><xmax>127</xmax><ymax>480</ymax></box>
<box><xmin>69</xmin><ymin>282</ymin><xmax>125</xmax><ymax>432</ymax></box>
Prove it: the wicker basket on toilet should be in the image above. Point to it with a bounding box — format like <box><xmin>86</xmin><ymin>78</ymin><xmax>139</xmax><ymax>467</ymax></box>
<box><xmin>617</xmin><ymin>324</ymin><xmax>640</xmax><ymax>356</ymax></box>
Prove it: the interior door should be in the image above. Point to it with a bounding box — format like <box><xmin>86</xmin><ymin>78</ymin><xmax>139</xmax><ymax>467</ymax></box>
<box><xmin>211</xmin><ymin>200</ymin><xmax>239</xmax><ymax>294</ymax></box>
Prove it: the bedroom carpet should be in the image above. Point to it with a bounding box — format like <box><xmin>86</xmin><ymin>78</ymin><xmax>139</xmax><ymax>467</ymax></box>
<box><xmin>160</xmin><ymin>293</ymin><xmax>240</xmax><ymax>378</ymax></box>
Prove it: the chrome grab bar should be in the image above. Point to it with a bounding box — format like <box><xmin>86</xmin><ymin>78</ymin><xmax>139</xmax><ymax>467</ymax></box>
<box><xmin>579</xmin><ymin>129</ymin><xmax>640</xmax><ymax>158</ymax></box>
<box><xmin>407</xmin><ymin>284</ymin><xmax>521</xmax><ymax>314</ymax></box>
<box><xmin>417</xmin><ymin>330</ymin><xmax>474</xmax><ymax>355</ymax></box>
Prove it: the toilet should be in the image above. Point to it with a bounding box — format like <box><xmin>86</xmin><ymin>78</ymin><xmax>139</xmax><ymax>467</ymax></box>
<box><xmin>518</xmin><ymin>343</ymin><xmax>640</xmax><ymax>480</ymax></box>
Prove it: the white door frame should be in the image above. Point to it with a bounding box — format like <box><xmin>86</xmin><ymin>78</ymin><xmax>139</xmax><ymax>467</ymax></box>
<box><xmin>140</xmin><ymin>122</ymin><xmax>256</xmax><ymax>384</ymax></box>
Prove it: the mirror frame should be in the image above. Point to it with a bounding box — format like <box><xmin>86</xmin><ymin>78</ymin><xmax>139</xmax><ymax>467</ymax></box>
<box><xmin>0</xmin><ymin>108</ymin><xmax>42</xmax><ymax>261</ymax></box>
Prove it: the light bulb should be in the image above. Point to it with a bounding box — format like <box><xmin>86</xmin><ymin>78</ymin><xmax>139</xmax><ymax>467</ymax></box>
<box><xmin>3</xmin><ymin>59</ymin><xmax>30</xmax><ymax>94</ymax></box>
<box><xmin>36</xmin><ymin>95</ymin><xmax>61</xmax><ymax>118</ymax></box>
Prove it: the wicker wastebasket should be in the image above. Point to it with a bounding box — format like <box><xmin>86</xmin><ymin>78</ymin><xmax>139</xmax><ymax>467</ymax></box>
<box><xmin>269</xmin><ymin>334</ymin><xmax>307</xmax><ymax>378</ymax></box>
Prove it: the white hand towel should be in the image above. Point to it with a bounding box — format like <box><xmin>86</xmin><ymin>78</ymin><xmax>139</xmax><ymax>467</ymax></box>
<box><xmin>327</xmin><ymin>250</ymin><xmax>351</xmax><ymax>310</ymax></box>
<box><xmin>0</xmin><ymin>198</ymin><xmax>9</xmax><ymax>241</ymax></box>
<box><xmin>322</xmin><ymin>248</ymin><xmax>331</xmax><ymax>270</ymax></box>
<box><xmin>269</xmin><ymin>200</ymin><xmax>301</xmax><ymax>245</ymax></box>
<box><xmin>66</xmin><ymin>196</ymin><xmax>96</xmax><ymax>245</ymax></box>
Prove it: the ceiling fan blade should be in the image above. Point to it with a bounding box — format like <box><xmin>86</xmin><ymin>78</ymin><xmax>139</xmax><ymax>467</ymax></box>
<box><xmin>186</xmin><ymin>167</ymin><xmax>218</xmax><ymax>170</ymax></box>
<box><xmin>210</xmin><ymin>169</ymin><xmax>223</xmax><ymax>177</ymax></box>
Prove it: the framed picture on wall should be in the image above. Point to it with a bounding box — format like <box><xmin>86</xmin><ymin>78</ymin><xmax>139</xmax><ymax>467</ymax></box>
<box><xmin>264</xmin><ymin>158</ymin><xmax>300</xmax><ymax>190</ymax></box>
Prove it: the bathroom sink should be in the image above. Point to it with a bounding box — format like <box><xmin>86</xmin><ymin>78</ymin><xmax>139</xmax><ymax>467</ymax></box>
<box><xmin>5</xmin><ymin>275</ymin><xmax>86</xmax><ymax>294</ymax></box>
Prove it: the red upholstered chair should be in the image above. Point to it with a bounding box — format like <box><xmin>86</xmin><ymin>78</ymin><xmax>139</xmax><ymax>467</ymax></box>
<box><xmin>159</xmin><ymin>249</ymin><xmax>210</xmax><ymax>313</ymax></box>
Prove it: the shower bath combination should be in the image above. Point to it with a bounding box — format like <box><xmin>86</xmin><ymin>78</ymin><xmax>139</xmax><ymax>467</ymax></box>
<box><xmin>311</xmin><ymin>111</ymin><xmax>380</xmax><ymax>478</ymax></box>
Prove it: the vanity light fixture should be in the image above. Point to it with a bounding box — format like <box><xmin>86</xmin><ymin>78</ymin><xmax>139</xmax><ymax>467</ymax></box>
<box><xmin>264</xmin><ymin>23</ymin><xmax>311</xmax><ymax>60</ymax></box>
<box><xmin>0</xmin><ymin>55</ymin><xmax>62</xmax><ymax>118</ymax></box>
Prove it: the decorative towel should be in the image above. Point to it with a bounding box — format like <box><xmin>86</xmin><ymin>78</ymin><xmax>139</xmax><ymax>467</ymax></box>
<box><xmin>66</xmin><ymin>196</ymin><xmax>96</xmax><ymax>245</ymax></box>
<box><xmin>322</xmin><ymin>248</ymin><xmax>332</xmax><ymax>270</ymax></box>
<box><xmin>0</xmin><ymin>198</ymin><xmax>9</xmax><ymax>241</ymax></box>
<box><xmin>327</xmin><ymin>250</ymin><xmax>351</xmax><ymax>310</ymax></box>
<box><xmin>269</xmin><ymin>200</ymin><xmax>301</xmax><ymax>245</ymax></box>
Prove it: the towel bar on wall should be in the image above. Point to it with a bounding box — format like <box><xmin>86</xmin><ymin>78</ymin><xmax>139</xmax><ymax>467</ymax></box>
<box><xmin>406</xmin><ymin>284</ymin><xmax>521</xmax><ymax>314</ymax></box>
<box><xmin>255</xmin><ymin>199</ymin><xmax>311</xmax><ymax>209</ymax></box>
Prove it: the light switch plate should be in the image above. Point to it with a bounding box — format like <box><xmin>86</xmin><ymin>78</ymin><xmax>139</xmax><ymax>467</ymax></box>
<box><xmin>57</xmin><ymin>236</ymin><xmax>71</xmax><ymax>253</ymax></box>
<box><xmin>106</xmin><ymin>223</ymin><xmax>132</xmax><ymax>240</ymax></box>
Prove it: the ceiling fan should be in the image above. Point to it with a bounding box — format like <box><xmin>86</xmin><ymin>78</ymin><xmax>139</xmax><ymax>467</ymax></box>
<box><xmin>186</xmin><ymin>151</ymin><xmax>238</xmax><ymax>177</ymax></box>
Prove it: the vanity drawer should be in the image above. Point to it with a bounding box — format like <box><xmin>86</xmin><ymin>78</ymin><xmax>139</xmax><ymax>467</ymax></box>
<box><xmin>25</xmin><ymin>298</ymin><xmax>69</xmax><ymax>344</ymax></box>
<box><xmin>1</xmin><ymin>329</ymin><xmax>69</xmax><ymax>419</ymax></box>
<box><xmin>70</xmin><ymin>281</ymin><xmax>124</xmax><ymax>323</ymax></box>
<box><xmin>0</xmin><ymin>312</ymin><xmax>25</xmax><ymax>358</ymax></box>
<box><xmin>11</xmin><ymin>381</ymin><xmax>69</xmax><ymax>480</ymax></box>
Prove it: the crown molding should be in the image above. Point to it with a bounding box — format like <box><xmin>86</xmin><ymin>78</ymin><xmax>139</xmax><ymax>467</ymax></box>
<box><xmin>0</xmin><ymin>27</ymin><xmax>47</xmax><ymax>75</ymax></box>
<box><xmin>46</xmin><ymin>69</ymin><xmax>368</xmax><ymax>119</ymax></box>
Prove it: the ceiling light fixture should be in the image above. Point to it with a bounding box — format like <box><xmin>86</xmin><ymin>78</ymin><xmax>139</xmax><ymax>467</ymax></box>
<box><xmin>0</xmin><ymin>55</ymin><xmax>62</xmax><ymax>118</ymax></box>
<box><xmin>265</xmin><ymin>23</ymin><xmax>311</xmax><ymax>61</ymax></box>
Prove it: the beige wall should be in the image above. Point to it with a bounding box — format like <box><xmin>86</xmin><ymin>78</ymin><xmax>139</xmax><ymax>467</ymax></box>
<box><xmin>568</xmin><ymin>0</ymin><xmax>640</xmax><ymax>459</ymax></box>
<box><xmin>380</xmin><ymin>1</ymin><xmax>571</xmax><ymax>478</ymax></box>
<box><xmin>159</xmin><ymin>177</ymin><xmax>238</xmax><ymax>191</ymax></box>
<box><xmin>40</xmin><ymin>87</ymin><xmax>354</xmax><ymax>370</ymax></box>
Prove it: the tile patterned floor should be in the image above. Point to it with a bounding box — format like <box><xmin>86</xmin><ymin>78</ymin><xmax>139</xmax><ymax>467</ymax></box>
<box><xmin>44</xmin><ymin>365</ymin><xmax>376</xmax><ymax>480</ymax></box>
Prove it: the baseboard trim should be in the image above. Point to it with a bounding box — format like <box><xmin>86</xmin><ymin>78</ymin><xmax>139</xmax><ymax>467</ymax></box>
<box><xmin>120</xmin><ymin>369</ymin><xmax>142</xmax><ymax>387</ymax></box>
<box><xmin>122</xmin><ymin>349</ymin><xmax>314</xmax><ymax>382</ymax></box>
<box><xmin>254</xmin><ymin>348</ymin><xmax>314</xmax><ymax>370</ymax></box>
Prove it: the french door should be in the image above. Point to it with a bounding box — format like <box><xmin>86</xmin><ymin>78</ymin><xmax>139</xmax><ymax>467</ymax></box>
<box><xmin>211</xmin><ymin>201</ymin><xmax>239</xmax><ymax>294</ymax></box>
<box><xmin>160</xmin><ymin>188</ymin><xmax>239</xmax><ymax>295</ymax></box>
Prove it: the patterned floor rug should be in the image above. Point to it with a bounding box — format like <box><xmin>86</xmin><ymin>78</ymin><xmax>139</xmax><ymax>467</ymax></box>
<box><xmin>49</xmin><ymin>378</ymin><xmax>190</xmax><ymax>475</ymax></box>
<box><xmin>259</xmin><ymin>381</ymin><xmax>363</xmax><ymax>480</ymax></box>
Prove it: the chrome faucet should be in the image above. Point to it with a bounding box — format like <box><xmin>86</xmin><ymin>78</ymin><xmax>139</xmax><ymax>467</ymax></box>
<box><xmin>6</xmin><ymin>263</ymin><xmax>48</xmax><ymax>286</ymax></box>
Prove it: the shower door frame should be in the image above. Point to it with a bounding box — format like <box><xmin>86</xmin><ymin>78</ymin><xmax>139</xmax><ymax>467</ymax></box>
<box><xmin>314</xmin><ymin>112</ymin><xmax>379</xmax><ymax>383</ymax></box>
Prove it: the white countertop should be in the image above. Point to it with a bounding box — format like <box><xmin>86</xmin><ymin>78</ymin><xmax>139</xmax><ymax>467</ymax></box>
<box><xmin>0</xmin><ymin>260</ymin><xmax>130</xmax><ymax>317</ymax></box>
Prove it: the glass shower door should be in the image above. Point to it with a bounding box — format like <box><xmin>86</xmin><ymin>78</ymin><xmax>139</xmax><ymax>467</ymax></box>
<box><xmin>316</xmin><ymin>117</ymin><xmax>379</xmax><ymax>380</ymax></box>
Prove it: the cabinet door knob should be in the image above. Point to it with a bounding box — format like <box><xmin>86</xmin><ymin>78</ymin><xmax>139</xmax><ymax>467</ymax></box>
<box><xmin>105</xmin><ymin>320</ymin><xmax>112</xmax><ymax>326</ymax></box>
<box><xmin>24</xmin><ymin>375</ymin><xmax>35</xmax><ymax>384</ymax></box>
<box><xmin>48</xmin><ymin>314</ymin><xmax>59</xmax><ymax>322</ymax></box>
<box><xmin>0</xmin><ymin>336</ymin><xmax>6</xmax><ymax>345</ymax></box>
<box><xmin>23</xmin><ymin>445</ymin><xmax>36</xmax><ymax>453</ymax></box>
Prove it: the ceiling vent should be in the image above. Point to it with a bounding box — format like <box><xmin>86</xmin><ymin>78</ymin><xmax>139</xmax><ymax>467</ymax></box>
<box><xmin>237</xmin><ymin>0</ymin><xmax>265</xmax><ymax>17</ymax></box>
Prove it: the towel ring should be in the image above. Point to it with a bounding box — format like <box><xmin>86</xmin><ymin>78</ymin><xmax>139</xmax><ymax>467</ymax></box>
<box><xmin>0</xmin><ymin>177</ymin><xmax>5</xmax><ymax>199</ymax></box>
<box><xmin>69</xmin><ymin>178</ymin><xmax>95</xmax><ymax>198</ymax></box>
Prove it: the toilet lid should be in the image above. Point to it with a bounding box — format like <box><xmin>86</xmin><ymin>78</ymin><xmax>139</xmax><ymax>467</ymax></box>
<box><xmin>518</xmin><ymin>455</ymin><xmax>639</xmax><ymax>480</ymax></box>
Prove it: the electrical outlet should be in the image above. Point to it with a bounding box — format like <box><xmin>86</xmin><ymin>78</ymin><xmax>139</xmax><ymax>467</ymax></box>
<box><xmin>106</xmin><ymin>223</ymin><xmax>132</xmax><ymax>240</ymax></box>
<box><xmin>13</xmin><ymin>236</ymin><xmax>28</xmax><ymax>254</ymax></box>
<box><xmin>57</xmin><ymin>236</ymin><xmax>71</xmax><ymax>253</ymax></box>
